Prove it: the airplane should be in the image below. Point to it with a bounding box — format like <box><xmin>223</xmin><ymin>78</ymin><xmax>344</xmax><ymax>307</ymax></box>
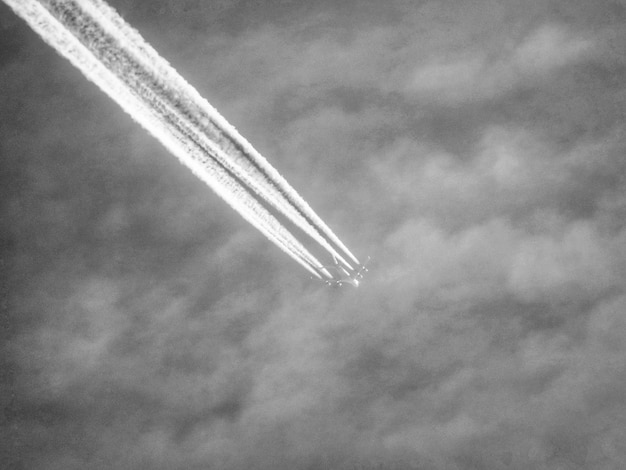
<box><xmin>318</xmin><ymin>256</ymin><xmax>370</xmax><ymax>288</ymax></box>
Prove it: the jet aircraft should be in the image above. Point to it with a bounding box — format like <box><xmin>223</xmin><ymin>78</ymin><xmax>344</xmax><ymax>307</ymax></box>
<box><xmin>319</xmin><ymin>256</ymin><xmax>370</xmax><ymax>288</ymax></box>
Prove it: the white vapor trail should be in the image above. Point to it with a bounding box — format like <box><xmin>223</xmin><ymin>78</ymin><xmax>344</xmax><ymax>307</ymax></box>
<box><xmin>71</xmin><ymin>0</ymin><xmax>359</xmax><ymax>270</ymax></box>
<box><xmin>3</xmin><ymin>0</ymin><xmax>339</xmax><ymax>279</ymax></box>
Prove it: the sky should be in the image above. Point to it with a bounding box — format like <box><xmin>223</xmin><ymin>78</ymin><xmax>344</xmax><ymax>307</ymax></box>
<box><xmin>2</xmin><ymin>0</ymin><xmax>626</xmax><ymax>469</ymax></box>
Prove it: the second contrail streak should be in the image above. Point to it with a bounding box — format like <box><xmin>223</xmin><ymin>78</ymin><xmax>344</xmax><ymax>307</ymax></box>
<box><xmin>75</xmin><ymin>0</ymin><xmax>359</xmax><ymax>269</ymax></box>
<box><xmin>4</xmin><ymin>0</ymin><xmax>360</xmax><ymax>278</ymax></box>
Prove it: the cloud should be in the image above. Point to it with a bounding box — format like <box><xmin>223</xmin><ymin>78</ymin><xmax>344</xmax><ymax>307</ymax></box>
<box><xmin>407</xmin><ymin>24</ymin><xmax>594</xmax><ymax>103</ymax></box>
<box><xmin>508</xmin><ymin>220</ymin><xmax>618</xmax><ymax>303</ymax></box>
<box><xmin>3</xmin><ymin>0</ymin><xmax>626</xmax><ymax>469</ymax></box>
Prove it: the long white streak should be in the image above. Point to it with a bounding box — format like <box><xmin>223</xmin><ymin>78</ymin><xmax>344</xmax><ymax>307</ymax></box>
<box><xmin>4</xmin><ymin>0</ymin><xmax>332</xmax><ymax>279</ymax></box>
<box><xmin>73</xmin><ymin>0</ymin><xmax>359</xmax><ymax>269</ymax></box>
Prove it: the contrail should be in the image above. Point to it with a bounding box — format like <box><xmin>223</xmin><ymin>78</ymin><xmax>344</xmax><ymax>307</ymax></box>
<box><xmin>74</xmin><ymin>0</ymin><xmax>359</xmax><ymax>269</ymax></box>
<box><xmin>5</xmin><ymin>0</ymin><xmax>358</xmax><ymax>275</ymax></box>
<box><xmin>4</xmin><ymin>0</ymin><xmax>335</xmax><ymax>279</ymax></box>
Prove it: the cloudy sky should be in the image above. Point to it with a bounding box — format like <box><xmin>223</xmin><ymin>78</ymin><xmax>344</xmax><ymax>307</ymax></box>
<box><xmin>3</xmin><ymin>0</ymin><xmax>626</xmax><ymax>468</ymax></box>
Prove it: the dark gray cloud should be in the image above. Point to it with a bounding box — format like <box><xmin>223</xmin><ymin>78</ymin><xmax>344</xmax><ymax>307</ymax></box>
<box><xmin>3</xmin><ymin>0</ymin><xmax>626</xmax><ymax>469</ymax></box>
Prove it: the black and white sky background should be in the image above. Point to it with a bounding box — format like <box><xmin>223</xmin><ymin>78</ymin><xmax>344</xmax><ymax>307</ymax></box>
<box><xmin>3</xmin><ymin>0</ymin><xmax>626</xmax><ymax>469</ymax></box>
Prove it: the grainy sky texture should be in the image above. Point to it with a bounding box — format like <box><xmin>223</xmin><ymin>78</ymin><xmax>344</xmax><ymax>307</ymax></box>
<box><xmin>3</xmin><ymin>1</ymin><xmax>626</xmax><ymax>469</ymax></box>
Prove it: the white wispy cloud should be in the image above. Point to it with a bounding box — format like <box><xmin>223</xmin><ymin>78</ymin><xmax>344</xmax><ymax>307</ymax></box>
<box><xmin>3</xmin><ymin>0</ymin><xmax>626</xmax><ymax>469</ymax></box>
<box><xmin>407</xmin><ymin>24</ymin><xmax>595</xmax><ymax>102</ymax></box>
